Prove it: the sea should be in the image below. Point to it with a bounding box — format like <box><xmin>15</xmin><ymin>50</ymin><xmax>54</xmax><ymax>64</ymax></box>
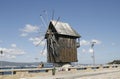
<box><xmin>0</xmin><ymin>62</ymin><xmax>97</xmax><ymax>75</ymax></box>
<box><xmin>0</xmin><ymin>63</ymin><xmax>53</xmax><ymax>75</ymax></box>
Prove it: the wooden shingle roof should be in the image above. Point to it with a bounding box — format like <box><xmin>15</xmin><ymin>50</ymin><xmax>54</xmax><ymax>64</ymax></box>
<box><xmin>49</xmin><ymin>20</ymin><xmax>80</xmax><ymax>38</ymax></box>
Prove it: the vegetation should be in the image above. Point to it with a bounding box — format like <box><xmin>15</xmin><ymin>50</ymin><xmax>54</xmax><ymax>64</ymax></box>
<box><xmin>108</xmin><ymin>60</ymin><xmax>120</xmax><ymax>64</ymax></box>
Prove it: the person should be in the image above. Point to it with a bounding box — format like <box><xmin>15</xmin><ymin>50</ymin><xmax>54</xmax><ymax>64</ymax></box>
<box><xmin>52</xmin><ymin>67</ymin><xmax>56</xmax><ymax>75</ymax></box>
<box><xmin>38</xmin><ymin>62</ymin><xmax>44</xmax><ymax>68</ymax></box>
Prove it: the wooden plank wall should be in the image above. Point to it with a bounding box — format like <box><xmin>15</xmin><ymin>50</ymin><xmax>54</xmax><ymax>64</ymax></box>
<box><xmin>58</xmin><ymin>37</ymin><xmax>77</xmax><ymax>62</ymax></box>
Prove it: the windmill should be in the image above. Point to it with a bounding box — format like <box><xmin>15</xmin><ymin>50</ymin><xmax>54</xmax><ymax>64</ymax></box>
<box><xmin>37</xmin><ymin>11</ymin><xmax>81</xmax><ymax>66</ymax></box>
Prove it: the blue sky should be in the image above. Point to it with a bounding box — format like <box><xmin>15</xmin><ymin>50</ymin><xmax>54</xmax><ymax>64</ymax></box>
<box><xmin>0</xmin><ymin>0</ymin><xmax>120</xmax><ymax>64</ymax></box>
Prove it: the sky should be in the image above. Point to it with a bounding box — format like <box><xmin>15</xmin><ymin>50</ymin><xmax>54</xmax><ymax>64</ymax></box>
<box><xmin>0</xmin><ymin>0</ymin><xmax>120</xmax><ymax>64</ymax></box>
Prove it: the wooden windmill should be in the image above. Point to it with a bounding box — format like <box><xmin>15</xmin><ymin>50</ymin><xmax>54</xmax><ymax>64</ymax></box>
<box><xmin>45</xmin><ymin>20</ymin><xmax>81</xmax><ymax>66</ymax></box>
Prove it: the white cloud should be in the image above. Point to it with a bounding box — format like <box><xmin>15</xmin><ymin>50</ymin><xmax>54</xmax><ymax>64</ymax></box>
<box><xmin>6</xmin><ymin>55</ymin><xmax>16</xmax><ymax>59</ymax></box>
<box><xmin>40</xmin><ymin>49</ymin><xmax>47</xmax><ymax>56</ymax></box>
<box><xmin>89</xmin><ymin>48</ymin><xmax>94</xmax><ymax>53</ymax></box>
<box><xmin>20</xmin><ymin>33</ymin><xmax>28</xmax><ymax>37</ymax></box>
<box><xmin>81</xmin><ymin>48</ymin><xmax>94</xmax><ymax>53</ymax></box>
<box><xmin>80</xmin><ymin>40</ymin><xmax>90</xmax><ymax>46</ymax></box>
<box><xmin>20</xmin><ymin>24</ymin><xmax>40</xmax><ymax>37</ymax></box>
<box><xmin>0</xmin><ymin>46</ymin><xmax>26</xmax><ymax>59</ymax></box>
<box><xmin>19</xmin><ymin>24</ymin><xmax>46</xmax><ymax>46</ymax></box>
<box><xmin>82</xmin><ymin>49</ymin><xmax>87</xmax><ymax>53</ymax></box>
<box><xmin>11</xmin><ymin>44</ymin><xmax>17</xmax><ymax>48</ymax></box>
<box><xmin>20</xmin><ymin>24</ymin><xmax>39</xmax><ymax>33</ymax></box>
<box><xmin>0</xmin><ymin>47</ymin><xmax>25</xmax><ymax>55</ymax></box>
<box><xmin>91</xmin><ymin>39</ymin><xmax>101</xmax><ymax>44</ymax></box>
<box><xmin>80</xmin><ymin>39</ymin><xmax>101</xmax><ymax>46</ymax></box>
<box><xmin>80</xmin><ymin>39</ymin><xmax>101</xmax><ymax>54</ymax></box>
<box><xmin>29</xmin><ymin>37</ymin><xmax>45</xmax><ymax>46</ymax></box>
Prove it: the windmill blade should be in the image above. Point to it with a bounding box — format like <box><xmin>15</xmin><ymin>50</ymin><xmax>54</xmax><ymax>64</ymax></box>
<box><xmin>49</xmin><ymin>34</ymin><xmax>59</xmax><ymax>57</ymax></box>
<box><xmin>47</xmin><ymin>31</ymin><xmax>60</xmax><ymax>62</ymax></box>
<box><xmin>52</xmin><ymin>10</ymin><xmax>54</xmax><ymax>20</ymax></box>
<box><xmin>36</xmin><ymin>31</ymin><xmax>46</xmax><ymax>38</ymax></box>
<box><xmin>35</xmin><ymin>38</ymin><xmax>45</xmax><ymax>46</ymax></box>
<box><xmin>37</xmin><ymin>26</ymin><xmax>46</xmax><ymax>34</ymax></box>
<box><xmin>51</xmin><ymin>34</ymin><xmax>59</xmax><ymax>46</ymax></box>
<box><xmin>40</xmin><ymin>15</ymin><xmax>47</xmax><ymax>29</ymax></box>
<box><xmin>47</xmin><ymin>37</ymin><xmax>55</xmax><ymax>62</ymax></box>
<box><xmin>50</xmin><ymin>37</ymin><xmax>55</xmax><ymax>55</ymax></box>
<box><xmin>41</xmin><ymin>41</ymin><xmax>47</xmax><ymax>55</ymax></box>
<box><xmin>54</xmin><ymin>17</ymin><xmax>60</xmax><ymax>26</ymax></box>
<box><xmin>52</xmin><ymin>40</ymin><xmax>59</xmax><ymax>57</ymax></box>
<box><xmin>37</xmin><ymin>32</ymin><xmax>46</xmax><ymax>36</ymax></box>
<box><xmin>43</xmin><ymin>10</ymin><xmax>49</xmax><ymax>25</ymax></box>
<box><xmin>49</xmin><ymin>41</ymin><xmax>56</xmax><ymax>62</ymax></box>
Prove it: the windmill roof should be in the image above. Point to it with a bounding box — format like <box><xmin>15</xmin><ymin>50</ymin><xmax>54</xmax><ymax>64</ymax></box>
<box><xmin>50</xmin><ymin>20</ymin><xmax>80</xmax><ymax>38</ymax></box>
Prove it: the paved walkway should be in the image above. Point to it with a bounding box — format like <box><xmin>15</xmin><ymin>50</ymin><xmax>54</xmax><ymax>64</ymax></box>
<box><xmin>26</xmin><ymin>69</ymin><xmax>120</xmax><ymax>79</ymax></box>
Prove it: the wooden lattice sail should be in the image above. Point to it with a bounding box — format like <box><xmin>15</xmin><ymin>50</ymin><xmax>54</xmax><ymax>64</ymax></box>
<box><xmin>45</xmin><ymin>20</ymin><xmax>81</xmax><ymax>65</ymax></box>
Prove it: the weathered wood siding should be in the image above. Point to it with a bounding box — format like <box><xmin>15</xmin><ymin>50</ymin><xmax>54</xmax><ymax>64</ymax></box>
<box><xmin>47</xmin><ymin>35</ymin><xmax>78</xmax><ymax>63</ymax></box>
<box><xmin>58</xmin><ymin>36</ymin><xmax>77</xmax><ymax>62</ymax></box>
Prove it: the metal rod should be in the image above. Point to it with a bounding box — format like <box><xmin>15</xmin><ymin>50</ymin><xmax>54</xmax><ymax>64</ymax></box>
<box><xmin>0</xmin><ymin>50</ymin><xmax>3</xmax><ymax>68</ymax></box>
<box><xmin>91</xmin><ymin>42</ymin><xmax>96</xmax><ymax>66</ymax></box>
<box><xmin>92</xmin><ymin>47</ymin><xmax>95</xmax><ymax>66</ymax></box>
